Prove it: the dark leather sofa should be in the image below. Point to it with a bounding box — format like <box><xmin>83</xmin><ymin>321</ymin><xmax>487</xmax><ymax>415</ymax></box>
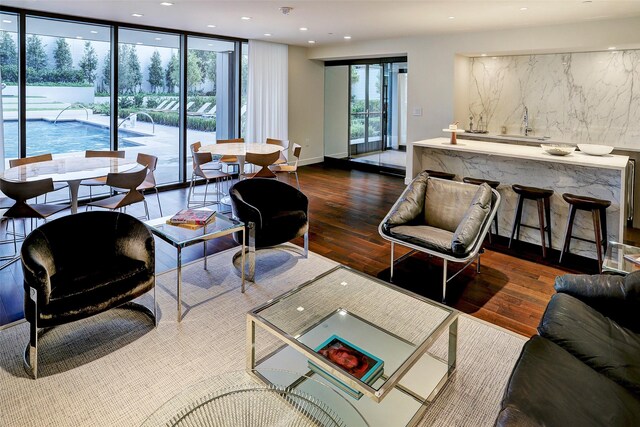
<box><xmin>496</xmin><ymin>271</ymin><xmax>640</xmax><ymax>426</ymax></box>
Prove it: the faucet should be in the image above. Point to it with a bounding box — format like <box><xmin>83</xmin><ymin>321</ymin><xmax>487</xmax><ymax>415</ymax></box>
<box><xmin>521</xmin><ymin>106</ymin><xmax>532</xmax><ymax>136</ymax></box>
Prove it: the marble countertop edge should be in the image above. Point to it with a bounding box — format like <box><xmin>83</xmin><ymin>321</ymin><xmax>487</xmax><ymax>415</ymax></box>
<box><xmin>413</xmin><ymin>138</ymin><xmax>629</xmax><ymax>170</ymax></box>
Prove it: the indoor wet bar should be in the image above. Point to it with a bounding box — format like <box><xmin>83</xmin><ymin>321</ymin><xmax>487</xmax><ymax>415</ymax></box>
<box><xmin>411</xmin><ymin>138</ymin><xmax>629</xmax><ymax>260</ymax></box>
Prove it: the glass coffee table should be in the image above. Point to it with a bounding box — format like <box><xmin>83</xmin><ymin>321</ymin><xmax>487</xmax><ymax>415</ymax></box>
<box><xmin>247</xmin><ymin>266</ymin><xmax>458</xmax><ymax>427</ymax></box>
<box><xmin>602</xmin><ymin>241</ymin><xmax>640</xmax><ymax>274</ymax></box>
<box><xmin>145</xmin><ymin>210</ymin><xmax>245</xmax><ymax>321</ymax></box>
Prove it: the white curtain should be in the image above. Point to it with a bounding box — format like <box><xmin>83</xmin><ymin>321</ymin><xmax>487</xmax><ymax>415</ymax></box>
<box><xmin>246</xmin><ymin>40</ymin><xmax>288</xmax><ymax>144</ymax></box>
<box><xmin>0</xmin><ymin>67</ymin><xmax>4</xmax><ymax>172</ymax></box>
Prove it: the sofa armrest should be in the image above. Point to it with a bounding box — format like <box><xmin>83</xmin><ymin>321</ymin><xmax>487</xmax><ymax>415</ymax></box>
<box><xmin>230</xmin><ymin>188</ymin><xmax>263</xmax><ymax>230</ymax></box>
<box><xmin>114</xmin><ymin>213</ymin><xmax>155</xmax><ymax>271</ymax></box>
<box><xmin>20</xmin><ymin>229</ymin><xmax>54</xmax><ymax>305</ymax></box>
<box><xmin>382</xmin><ymin>171</ymin><xmax>429</xmax><ymax>231</ymax></box>
<box><xmin>451</xmin><ymin>183</ymin><xmax>492</xmax><ymax>255</ymax></box>
<box><xmin>554</xmin><ymin>271</ymin><xmax>640</xmax><ymax>331</ymax></box>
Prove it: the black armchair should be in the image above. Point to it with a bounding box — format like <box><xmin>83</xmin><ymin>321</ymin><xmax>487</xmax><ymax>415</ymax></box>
<box><xmin>229</xmin><ymin>178</ymin><xmax>309</xmax><ymax>282</ymax></box>
<box><xmin>20</xmin><ymin>211</ymin><xmax>156</xmax><ymax>379</ymax></box>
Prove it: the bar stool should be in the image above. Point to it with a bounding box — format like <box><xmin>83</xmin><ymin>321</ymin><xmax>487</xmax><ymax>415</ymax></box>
<box><xmin>559</xmin><ymin>193</ymin><xmax>611</xmax><ymax>272</ymax></box>
<box><xmin>425</xmin><ymin>170</ymin><xmax>456</xmax><ymax>180</ymax></box>
<box><xmin>463</xmin><ymin>177</ymin><xmax>500</xmax><ymax>243</ymax></box>
<box><xmin>509</xmin><ymin>184</ymin><xmax>554</xmax><ymax>258</ymax></box>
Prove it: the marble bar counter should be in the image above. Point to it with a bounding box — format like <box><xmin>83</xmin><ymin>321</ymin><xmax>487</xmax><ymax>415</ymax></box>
<box><xmin>412</xmin><ymin>137</ymin><xmax>629</xmax><ymax>260</ymax></box>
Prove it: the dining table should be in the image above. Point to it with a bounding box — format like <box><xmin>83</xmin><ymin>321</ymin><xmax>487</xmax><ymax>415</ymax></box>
<box><xmin>0</xmin><ymin>156</ymin><xmax>138</xmax><ymax>214</ymax></box>
<box><xmin>198</xmin><ymin>142</ymin><xmax>284</xmax><ymax>177</ymax></box>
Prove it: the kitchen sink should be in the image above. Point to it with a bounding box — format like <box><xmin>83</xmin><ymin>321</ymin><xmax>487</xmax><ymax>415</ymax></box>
<box><xmin>498</xmin><ymin>134</ymin><xmax>551</xmax><ymax>141</ymax></box>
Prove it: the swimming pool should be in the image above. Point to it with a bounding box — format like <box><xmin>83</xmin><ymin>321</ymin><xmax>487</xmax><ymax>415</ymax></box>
<box><xmin>2</xmin><ymin>120</ymin><xmax>140</xmax><ymax>158</ymax></box>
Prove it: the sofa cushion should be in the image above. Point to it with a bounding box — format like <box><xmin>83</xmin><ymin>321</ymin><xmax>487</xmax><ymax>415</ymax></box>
<box><xmin>384</xmin><ymin>171</ymin><xmax>429</xmax><ymax>229</ymax></box>
<box><xmin>496</xmin><ymin>335</ymin><xmax>640</xmax><ymax>427</ymax></box>
<box><xmin>538</xmin><ymin>292</ymin><xmax>640</xmax><ymax>395</ymax></box>
<box><xmin>389</xmin><ymin>225</ymin><xmax>454</xmax><ymax>255</ymax></box>
<box><xmin>424</xmin><ymin>179</ymin><xmax>482</xmax><ymax>232</ymax></box>
<box><xmin>451</xmin><ymin>183</ymin><xmax>492</xmax><ymax>255</ymax></box>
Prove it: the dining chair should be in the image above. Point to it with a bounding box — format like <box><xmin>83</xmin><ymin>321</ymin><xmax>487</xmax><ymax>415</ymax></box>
<box><xmin>81</xmin><ymin>150</ymin><xmax>126</xmax><ymax>203</ymax></box>
<box><xmin>190</xmin><ymin>141</ymin><xmax>221</xmax><ymax>171</ymax></box>
<box><xmin>216</xmin><ymin>138</ymin><xmax>244</xmax><ymax>174</ymax></box>
<box><xmin>112</xmin><ymin>153</ymin><xmax>163</xmax><ymax>217</ymax></box>
<box><xmin>187</xmin><ymin>151</ymin><xmax>232</xmax><ymax>208</ymax></box>
<box><xmin>270</xmin><ymin>143</ymin><xmax>302</xmax><ymax>189</ymax></box>
<box><xmin>9</xmin><ymin>154</ymin><xmax>70</xmax><ymax>203</ymax></box>
<box><xmin>87</xmin><ymin>166</ymin><xmax>150</xmax><ymax>219</ymax></box>
<box><xmin>245</xmin><ymin>151</ymin><xmax>280</xmax><ymax>179</ymax></box>
<box><xmin>266</xmin><ymin>138</ymin><xmax>289</xmax><ymax>165</ymax></box>
<box><xmin>0</xmin><ymin>177</ymin><xmax>69</xmax><ymax>256</ymax></box>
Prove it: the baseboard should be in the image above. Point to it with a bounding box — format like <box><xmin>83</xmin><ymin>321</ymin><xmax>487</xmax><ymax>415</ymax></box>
<box><xmin>298</xmin><ymin>156</ymin><xmax>325</xmax><ymax>166</ymax></box>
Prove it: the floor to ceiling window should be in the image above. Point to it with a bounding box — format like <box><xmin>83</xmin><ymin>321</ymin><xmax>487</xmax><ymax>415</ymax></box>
<box><xmin>118</xmin><ymin>28</ymin><xmax>180</xmax><ymax>186</ymax></box>
<box><xmin>3</xmin><ymin>6</ymin><xmax>246</xmax><ymax>195</ymax></box>
<box><xmin>0</xmin><ymin>12</ymin><xmax>18</xmax><ymax>169</ymax></box>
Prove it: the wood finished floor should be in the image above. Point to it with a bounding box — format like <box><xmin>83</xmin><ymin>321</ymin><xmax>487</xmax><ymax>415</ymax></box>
<box><xmin>0</xmin><ymin>163</ymin><xmax>627</xmax><ymax>337</ymax></box>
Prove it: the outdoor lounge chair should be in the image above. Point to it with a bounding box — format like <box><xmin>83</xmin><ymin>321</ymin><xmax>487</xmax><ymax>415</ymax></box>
<box><xmin>149</xmin><ymin>100</ymin><xmax>170</xmax><ymax>111</ymax></box>
<box><xmin>187</xmin><ymin>102</ymin><xmax>212</xmax><ymax>116</ymax></box>
<box><xmin>202</xmin><ymin>104</ymin><xmax>217</xmax><ymax>118</ymax></box>
<box><xmin>378</xmin><ymin>171</ymin><xmax>500</xmax><ymax>303</ymax></box>
<box><xmin>152</xmin><ymin>100</ymin><xmax>176</xmax><ymax>112</ymax></box>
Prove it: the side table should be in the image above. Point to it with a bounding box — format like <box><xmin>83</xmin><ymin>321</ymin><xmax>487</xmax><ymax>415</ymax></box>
<box><xmin>145</xmin><ymin>210</ymin><xmax>245</xmax><ymax>321</ymax></box>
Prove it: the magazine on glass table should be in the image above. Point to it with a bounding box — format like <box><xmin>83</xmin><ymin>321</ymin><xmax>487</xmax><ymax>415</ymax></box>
<box><xmin>308</xmin><ymin>334</ymin><xmax>384</xmax><ymax>400</ymax></box>
<box><xmin>167</xmin><ymin>209</ymin><xmax>216</xmax><ymax>229</ymax></box>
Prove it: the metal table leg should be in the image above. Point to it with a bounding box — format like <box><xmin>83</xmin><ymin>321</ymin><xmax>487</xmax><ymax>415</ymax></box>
<box><xmin>177</xmin><ymin>247</ymin><xmax>182</xmax><ymax>321</ymax></box>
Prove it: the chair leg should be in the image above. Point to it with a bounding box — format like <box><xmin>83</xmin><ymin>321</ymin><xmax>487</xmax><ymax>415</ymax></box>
<box><xmin>390</xmin><ymin>242</ymin><xmax>395</xmax><ymax>282</ymax></box>
<box><xmin>592</xmin><ymin>209</ymin><xmax>604</xmax><ymax>273</ymax></box>
<box><xmin>545</xmin><ymin>197</ymin><xmax>552</xmax><ymax>253</ymax></box>
<box><xmin>248</xmin><ymin>222</ymin><xmax>256</xmax><ymax>282</ymax></box>
<box><xmin>153</xmin><ymin>285</ymin><xmax>158</xmax><ymax>327</ymax></box>
<box><xmin>559</xmin><ymin>205</ymin><xmax>576</xmax><ymax>264</ymax></box>
<box><xmin>600</xmin><ymin>207</ymin><xmax>608</xmax><ymax>254</ymax></box>
<box><xmin>143</xmin><ymin>199</ymin><xmax>149</xmax><ymax>221</ymax></box>
<box><xmin>476</xmin><ymin>253</ymin><xmax>481</xmax><ymax>273</ymax></box>
<box><xmin>509</xmin><ymin>195</ymin><xmax>524</xmax><ymax>249</ymax></box>
<box><xmin>27</xmin><ymin>287</ymin><xmax>38</xmax><ymax>379</ymax></box>
<box><xmin>536</xmin><ymin>199</ymin><xmax>547</xmax><ymax>258</ymax></box>
<box><xmin>304</xmin><ymin>232</ymin><xmax>309</xmax><ymax>258</ymax></box>
<box><xmin>187</xmin><ymin>174</ymin><xmax>196</xmax><ymax>207</ymax></box>
<box><xmin>155</xmin><ymin>188</ymin><xmax>163</xmax><ymax>217</ymax></box>
<box><xmin>442</xmin><ymin>259</ymin><xmax>448</xmax><ymax>304</ymax></box>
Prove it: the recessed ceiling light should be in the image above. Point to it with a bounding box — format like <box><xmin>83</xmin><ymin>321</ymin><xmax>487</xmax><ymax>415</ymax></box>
<box><xmin>207</xmin><ymin>24</ymin><xmax>216</xmax><ymax>28</ymax></box>
<box><xmin>582</xmin><ymin>0</ymin><xmax>592</xmax><ymax>3</ymax></box>
<box><xmin>492</xmin><ymin>56</ymin><xmax>498</xmax><ymax>59</ymax></box>
<box><xmin>90</xmin><ymin>30</ymin><xmax>98</xmax><ymax>34</ymax></box>
<box><xmin>241</xmin><ymin>16</ymin><xmax>251</xmax><ymax>20</ymax></box>
<box><xmin>299</xmin><ymin>27</ymin><xmax>308</xmax><ymax>31</ymax></box>
<box><xmin>131</xmin><ymin>13</ymin><xmax>143</xmax><ymax>17</ymax></box>
<box><xmin>155</xmin><ymin>37</ymin><xmax>162</xmax><ymax>41</ymax></box>
<box><xmin>308</xmin><ymin>40</ymin><xmax>315</xmax><ymax>44</ymax></box>
<box><xmin>608</xmin><ymin>46</ymin><xmax>616</xmax><ymax>50</ymax></box>
<box><xmin>160</xmin><ymin>2</ymin><xmax>174</xmax><ymax>5</ymax></box>
<box><xmin>76</xmin><ymin>36</ymin><xmax>83</xmax><ymax>39</ymax></box>
<box><xmin>481</xmin><ymin>53</ymin><xmax>487</xmax><ymax>57</ymax></box>
<box><xmin>264</xmin><ymin>33</ymin><xmax>272</xmax><ymax>37</ymax></box>
<box><xmin>136</xmin><ymin>42</ymin><xmax>143</xmax><ymax>45</ymax></box>
<box><xmin>2</xmin><ymin>20</ymin><xmax>12</xmax><ymax>24</ymax></box>
<box><xmin>520</xmin><ymin>7</ymin><xmax>528</xmax><ymax>11</ymax></box>
<box><xmin>344</xmin><ymin>35</ymin><xmax>351</xmax><ymax>40</ymax></box>
<box><xmin>448</xmin><ymin>16</ymin><xmax>455</xmax><ymax>19</ymax></box>
<box><xmin>208</xmin><ymin>43</ymin><xmax>213</xmax><ymax>46</ymax></box>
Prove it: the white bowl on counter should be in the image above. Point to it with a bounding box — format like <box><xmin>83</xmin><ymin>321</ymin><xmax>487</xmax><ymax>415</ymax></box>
<box><xmin>577</xmin><ymin>144</ymin><xmax>614</xmax><ymax>156</ymax></box>
<box><xmin>541</xmin><ymin>144</ymin><xmax>576</xmax><ymax>156</ymax></box>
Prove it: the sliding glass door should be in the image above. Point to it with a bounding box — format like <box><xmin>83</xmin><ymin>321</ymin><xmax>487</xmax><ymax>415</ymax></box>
<box><xmin>349</xmin><ymin>64</ymin><xmax>383</xmax><ymax>157</ymax></box>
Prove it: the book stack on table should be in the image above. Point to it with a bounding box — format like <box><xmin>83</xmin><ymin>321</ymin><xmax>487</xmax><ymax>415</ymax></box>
<box><xmin>308</xmin><ymin>334</ymin><xmax>384</xmax><ymax>400</ymax></box>
<box><xmin>167</xmin><ymin>209</ymin><xmax>216</xmax><ymax>230</ymax></box>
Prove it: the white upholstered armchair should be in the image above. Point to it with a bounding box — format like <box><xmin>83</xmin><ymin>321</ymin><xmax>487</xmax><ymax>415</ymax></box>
<box><xmin>379</xmin><ymin>171</ymin><xmax>501</xmax><ymax>302</ymax></box>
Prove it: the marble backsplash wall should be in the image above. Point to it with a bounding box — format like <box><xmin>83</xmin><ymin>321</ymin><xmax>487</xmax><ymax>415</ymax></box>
<box><xmin>468</xmin><ymin>50</ymin><xmax>640</xmax><ymax>149</ymax></box>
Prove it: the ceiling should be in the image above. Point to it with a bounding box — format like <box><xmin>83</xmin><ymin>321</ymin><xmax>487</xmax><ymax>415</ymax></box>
<box><xmin>2</xmin><ymin>1</ymin><xmax>640</xmax><ymax>47</ymax></box>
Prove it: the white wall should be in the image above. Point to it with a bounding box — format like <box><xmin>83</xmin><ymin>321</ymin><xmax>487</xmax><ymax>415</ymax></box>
<box><xmin>323</xmin><ymin>66</ymin><xmax>349</xmax><ymax>158</ymax></box>
<box><xmin>288</xmin><ymin>45</ymin><xmax>325</xmax><ymax>165</ymax></box>
<box><xmin>307</xmin><ymin>16</ymin><xmax>640</xmax><ymax>179</ymax></box>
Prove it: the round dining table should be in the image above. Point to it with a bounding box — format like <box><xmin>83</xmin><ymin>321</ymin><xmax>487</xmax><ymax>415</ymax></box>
<box><xmin>0</xmin><ymin>156</ymin><xmax>138</xmax><ymax>214</ymax></box>
<box><xmin>199</xmin><ymin>142</ymin><xmax>284</xmax><ymax>176</ymax></box>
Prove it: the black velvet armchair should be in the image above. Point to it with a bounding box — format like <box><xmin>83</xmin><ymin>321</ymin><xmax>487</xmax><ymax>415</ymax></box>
<box><xmin>20</xmin><ymin>211</ymin><xmax>156</xmax><ymax>378</ymax></box>
<box><xmin>379</xmin><ymin>171</ymin><xmax>500</xmax><ymax>302</ymax></box>
<box><xmin>229</xmin><ymin>178</ymin><xmax>309</xmax><ymax>281</ymax></box>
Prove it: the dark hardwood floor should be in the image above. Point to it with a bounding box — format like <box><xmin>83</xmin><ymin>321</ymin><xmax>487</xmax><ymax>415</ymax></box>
<box><xmin>0</xmin><ymin>163</ymin><xmax>624</xmax><ymax>337</ymax></box>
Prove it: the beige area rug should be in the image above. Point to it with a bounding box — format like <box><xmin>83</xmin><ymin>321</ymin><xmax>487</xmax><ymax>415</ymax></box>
<box><xmin>0</xmin><ymin>244</ymin><xmax>526</xmax><ymax>427</ymax></box>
